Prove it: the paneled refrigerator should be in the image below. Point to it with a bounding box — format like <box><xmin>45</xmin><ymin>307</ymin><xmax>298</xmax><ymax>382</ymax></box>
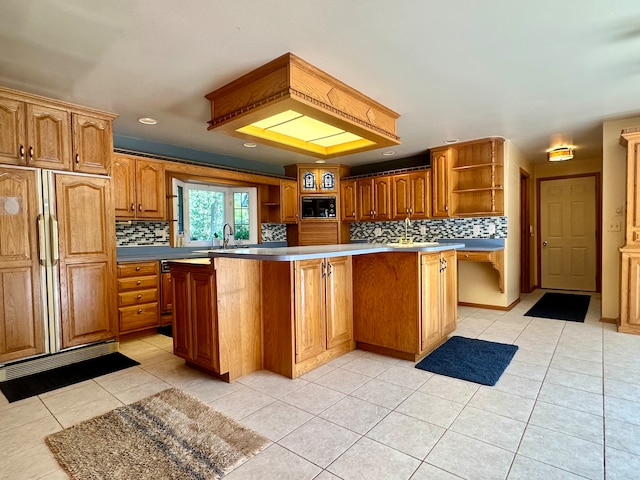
<box><xmin>0</xmin><ymin>164</ymin><xmax>117</xmax><ymax>379</ymax></box>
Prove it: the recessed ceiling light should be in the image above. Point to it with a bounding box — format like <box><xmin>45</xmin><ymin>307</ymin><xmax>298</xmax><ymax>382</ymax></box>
<box><xmin>314</xmin><ymin>159</ymin><xmax>326</xmax><ymax>164</ymax></box>
<box><xmin>138</xmin><ymin>117</ymin><xmax>158</xmax><ymax>125</ymax></box>
<box><xmin>243</xmin><ymin>142</ymin><xmax>257</xmax><ymax>148</ymax></box>
<box><xmin>443</xmin><ymin>139</ymin><xmax>459</xmax><ymax>144</ymax></box>
<box><xmin>382</xmin><ymin>151</ymin><xmax>396</xmax><ymax>156</ymax></box>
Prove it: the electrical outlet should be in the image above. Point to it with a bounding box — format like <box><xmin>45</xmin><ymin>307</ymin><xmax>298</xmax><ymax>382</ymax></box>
<box><xmin>374</xmin><ymin>227</ymin><xmax>382</xmax><ymax>236</ymax></box>
<box><xmin>473</xmin><ymin>225</ymin><xmax>480</xmax><ymax>236</ymax></box>
<box><xmin>419</xmin><ymin>225</ymin><xmax>427</xmax><ymax>235</ymax></box>
<box><xmin>488</xmin><ymin>223</ymin><xmax>496</xmax><ymax>235</ymax></box>
<box><xmin>608</xmin><ymin>219</ymin><xmax>621</xmax><ymax>232</ymax></box>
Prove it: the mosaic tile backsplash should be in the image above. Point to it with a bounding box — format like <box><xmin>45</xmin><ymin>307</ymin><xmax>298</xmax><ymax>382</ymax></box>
<box><xmin>116</xmin><ymin>217</ymin><xmax>506</xmax><ymax>247</ymax></box>
<box><xmin>350</xmin><ymin>216</ymin><xmax>508</xmax><ymax>243</ymax></box>
<box><xmin>116</xmin><ymin>221</ymin><xmax>289</xmax><ymax>247</ymax></box>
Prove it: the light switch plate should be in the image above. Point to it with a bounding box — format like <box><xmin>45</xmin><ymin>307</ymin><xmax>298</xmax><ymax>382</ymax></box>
<box><xmin>488</xmin><ymin>224</ymin><xmax>496</xmax><ymax>235</ymax></box>
<box><xmin>420</xmin><ymin>225</ymin><xmax>427</xmax><ymax>235</ymax></box>
<box><xmin>473</xmin><ymin>225</ymin><xmax>480</xmax><ymax>236</ymax></box>
<box><xmin>374</xmin><ymin>227</ymin><xmax>382</xmax><ymax>236</ymax></box>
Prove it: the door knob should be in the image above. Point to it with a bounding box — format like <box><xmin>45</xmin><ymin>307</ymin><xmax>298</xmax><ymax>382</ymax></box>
<box><xmin>543</xmin><ymin>241</ymin><xmax>548</xmax><ymax>246</ymax></box>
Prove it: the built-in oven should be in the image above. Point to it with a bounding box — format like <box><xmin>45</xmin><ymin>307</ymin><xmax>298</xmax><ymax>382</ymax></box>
<box><xmin>301</xmin><ymin>196</ymin><xmax>336</xmax><ymax>219</ymax></box>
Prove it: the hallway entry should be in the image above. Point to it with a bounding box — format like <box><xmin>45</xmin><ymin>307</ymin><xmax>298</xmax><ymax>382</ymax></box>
<box><xmin>539</xmin><ymin>176</ymin><xmax>597</xmax><ymax>291</ymax></box>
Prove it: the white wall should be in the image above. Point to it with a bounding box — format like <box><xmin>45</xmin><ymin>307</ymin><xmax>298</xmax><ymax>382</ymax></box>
<box><xmin>457</xmin><ymin>141</ymin><xmax>531</xmax><ymax>308</ymax></box>
<box><xmin>601</xmin><ymin>116</ymin><xmax>640</xmax><ymax>320</ymax></box>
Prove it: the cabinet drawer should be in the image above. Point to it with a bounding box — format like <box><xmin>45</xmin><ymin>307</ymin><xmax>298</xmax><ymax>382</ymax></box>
<box><xmin>117</xmin><ymin>261</ymin><xmax>158</xmax><ymax>277</ymax></box>
<box><xmin>119</xmin><ymin>303</ymin><xmax>159</xmax><ymax>332</ymax></box>
<box><xmin>118</xmin><ymin>288</ymin><xmax>158</xmax><ymax>306</ymax></box>
<box><xmin>117</xmin><ymin>276</ymin><xmax>158</xmax><ymax>291</ymax></box>
<box><xmin>457</xmin><ymin>250</ymin><xmax>493</xmax><ymax>262</ymax></box>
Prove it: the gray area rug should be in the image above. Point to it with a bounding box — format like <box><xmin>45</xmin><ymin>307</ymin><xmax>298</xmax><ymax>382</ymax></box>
<box><xmin>45</xmin><ymin>388</ymin><xmax>270</xmax><ymax>480</ymax></box>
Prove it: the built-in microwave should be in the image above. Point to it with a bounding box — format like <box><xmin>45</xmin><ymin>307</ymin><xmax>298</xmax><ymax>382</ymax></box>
<box><xmin>301</xmin><ymin>196</ymin><xmax>336</xmax><ymax>219</ymax></box>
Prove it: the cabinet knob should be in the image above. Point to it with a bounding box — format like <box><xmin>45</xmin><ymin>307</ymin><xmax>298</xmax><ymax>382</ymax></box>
<box><xmin>29</xmin><ymin>146</ymin><xmax>34</xmax><ymax>161</ymax></box>
<box><xmin>465</xmin><ymin>253</ymin><xmax>469</xmax><ymax>258</ymax></box>
<box><xmin>445</xmin><ymin>204</ymin><xmax>448</xmax><ymax>212</ymax></box>
<box><xmin>19</xmin><ymin>145</ymin><xmax>25</xmax><ymax>161</ymax></box>
<box><xmin>137</xmin><ymin>294</ymin><xmax>142</xmax><ymax>299</ymax></box>
<box><xmin>136</xmin><ymin>280</ymin><xmax>142</xmax><ymax>285</ymax></box>
<box><xmin>75</xmin><ymin>154</ymin><xmax>79</xmax><ymax>165</ymax></box>
<box><xmin>138</xmin><ymin>204</ymin><xmax>143</xmax><ymax>212</ymax></box>
<box><xmin>137</xmin><ymin>309</ymin><xmax>143</xmax><ymax>314</ymax></box>
<box><xmin>136</xmin><ymin>266</ymin><xmax>141</xmax><ymax>271</ymax></box>
<box><xmin>130</xmin><ymin>203</ymin><xmax>135</xmax><ymax>211</ymax></box>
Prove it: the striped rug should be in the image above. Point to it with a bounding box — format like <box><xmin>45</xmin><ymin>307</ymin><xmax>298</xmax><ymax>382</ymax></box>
<box><xmin>45</xmin><ymin>388</ymin><xmax>270</xmax><ymax>480</ymax></box>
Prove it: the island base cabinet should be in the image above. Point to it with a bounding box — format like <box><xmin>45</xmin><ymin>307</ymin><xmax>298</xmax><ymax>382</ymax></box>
<box><xmin>353</xmin><ymin>250</ymin><xmax>458</xmax><ymax>361</ymax></box>
<box><xmin>170</xmin><ymin>263</ymin><xmax>221</xmax><ymax>375</ymax></box>
<box><xmin>620</xmin><ymin>251</ymin><xmax>640</xmax><ymax>334</ymax></box>
<box><xmin>262</xmin><ymin>257</ymin><xmax>354</xmax><ymax>379</ymax></box>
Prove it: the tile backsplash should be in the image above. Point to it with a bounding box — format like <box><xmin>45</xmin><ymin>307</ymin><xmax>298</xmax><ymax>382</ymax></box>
<box><xmin>116</xmin><ymin>217</ymin><xmax>506</xmax><ymax>247</ymax></box>
<box><xmin>350</xmin><ymin>216</ymin><xmax>507</xmax><ymax>243</ymax></box>
<box><xmin>116</xmin><ymin>221</ymin><xmax>289</xmax><ymax>247</ymax></box>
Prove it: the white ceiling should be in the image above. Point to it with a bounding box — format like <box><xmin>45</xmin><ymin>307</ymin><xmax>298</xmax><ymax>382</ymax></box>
<box><xmin>2</xmin><ymin>0</ymin><xmax>640</xmax><ymax>169</ymax></box>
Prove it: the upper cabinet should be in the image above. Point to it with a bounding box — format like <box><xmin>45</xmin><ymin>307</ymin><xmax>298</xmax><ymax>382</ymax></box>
<box><xmin>431</xmin><ymin>138</ymin><xmax>504</xmax><ymax>218</ymax></box>
<box><xmin>391</xmin><ymin>170</ymin><xmax>431</xmax><ymax>220</ymax></box>
<box><xmin>0</xmin><ymin>88</ymin><xmax>115</xmax><ymax>174</ymax></box>
<box><xmin>356</xmin><ymin>176</ymin><xmax>391</xmax><ymax>221</ymax></box>
<box><xmin>260</xmin><ymin>179</ymin><xmax>298</xmax><ymax>224</ymax></box>
<box><xmin>340</xmin><ymin>179</ymin><xmax>357</xmax><ymax>222</ymax></box>
<box><xmin>113</xmin><ymin>154</ymin><xmax>166</xmax><ymax>220</ymax></box>
<box><xmin>298</xmin><ymin>167</ymin><xmax>338</xmax><ymax>194</ymax></box>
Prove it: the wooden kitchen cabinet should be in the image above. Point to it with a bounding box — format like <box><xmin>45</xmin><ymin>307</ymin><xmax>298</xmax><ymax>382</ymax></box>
<box><xmin>296</xmin><ymin>167</ymin><xmax>338</xmax><ymax>193</ymax></box>
<box><xmin>352</xmin><ymin>249</ymin><xmax>457</xmax><ymax>361</ymax></box>
<box><xmin>0</xmin><ymin>88</ymin><xmax>114</xmax><ymax>174</ymax></box>
<box><xmin>391</xmin><ymin>170</ymin><xmax>431</xmax><ymax>220</ymax></box>
<box><xmin>170</xmin><ymin>261</ymin><xmax>220</xmax><ymax>373</ymax></box>
<box><xmin>160</xmin><ymin>272</ymin><xmax>173</xmax><ymax>326</ymax></box>
<box><xmin>356</xmin><ymin>176</ymin><xmax>391</xmax><ymax>221</ymax></box>
<box><xmin>116</xmin><ymin>261</ymin><xmax>160</xmax><ymax>336</ymax></box>
<box><xmin>431</xmin><ymin>147</ymin><xmax>453</xmax><ymax>217</ymax></box>
<box><xmin>260</xmin><ymin>179</ymin><xmax>298</xmax><ymax>224</ymax></box>
<box><xmin>263</xmin><ymin>256</ymin><xmax>354</xmax><ymax>378</ymax></box>
<box><xmin>340</xmin><ymin>178</ymin><xmax>357</xmax><ymax>222</ymax></box>
<box><xmin>112</xmin><ymin>154</ymin><xmax>166</xmax><ymax>220</ymax></box>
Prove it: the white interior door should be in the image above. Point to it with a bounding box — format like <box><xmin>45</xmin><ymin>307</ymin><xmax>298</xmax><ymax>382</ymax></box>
<box><xmin>540</xmin><ymin>176</ymin><xmax>596</xmax><ymax>291</ymax></box>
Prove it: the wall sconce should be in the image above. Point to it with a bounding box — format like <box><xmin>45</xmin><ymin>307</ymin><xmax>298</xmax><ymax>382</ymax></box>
<box><xmin>547</xmin><ymin>147</ymin><xmax>574</xmax><ymax>162</ymax></box>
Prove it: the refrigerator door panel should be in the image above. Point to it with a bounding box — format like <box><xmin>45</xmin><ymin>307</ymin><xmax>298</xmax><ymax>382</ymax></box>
<box><xmin>0</xmin><ymin>166</ymin><xmax>47</xmax><ymax>363</ymax></box>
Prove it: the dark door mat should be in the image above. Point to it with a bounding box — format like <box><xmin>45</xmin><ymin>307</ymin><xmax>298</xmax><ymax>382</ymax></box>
<box><xmin>157</xmin><ymin>325</ymin><xmax>172</xmax><ymax>338</ymax></box>
<box><xmin>0</xmin><ymin>352</ymin><xmax>140</xmax><ymax>403</ymax></box>
<box><xmin>416</xmin><ymin>336</ymin><xmax>518</xmax><ymax>386</ymax></box>
<box><xmin>524</xmin><ymin>292</ymin><xmax>591</xmax><ymax>322</ymax></box>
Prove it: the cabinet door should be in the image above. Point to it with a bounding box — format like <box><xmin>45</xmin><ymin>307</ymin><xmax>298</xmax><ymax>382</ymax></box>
<box><xmin>440</xmin><ymin>249</ymin><xmax>458</xmax><ymax>336</ymax></box>
<box><xmin>171</xmin><ymin>269</ymin><xmax>191</xmax><ymax>359</ymax></box>
<box><xmin>0</xmin><ymin>167</ymin><xmax>45</xmax><ymax>362</ymax></box>
<box><xmin>135</xmin><ymin>159</ymin><xmax>166</xmax><ymax>219</ymax></box>
<box><xmin>280</xmin><ymin>179</ymin><xmax>298</xmax><ymax>223</ymax></box>
<box><xmin>72</xmin><ymin>114</ymin><xmax>112</xmax><ymax>175</ymax></box>
<box><xmin>190</xmin><ymin>270</ymin><xmax>219</xmax><ymax>372</ymax></box>
<box><xmin>356</xmin><ymin>179</ymin><xmax>374</xmax><ymax>221</ymax></box>
<box><xmin>294</xmin><ymin>259</ymin><xmax>326</xmax><ymax>362</ymax></box>
<box><xmin>340</xmin><ymin>179</ymin><xmax>357</xmax><ymax>222</ymax></box>
<box><xmin>373</xmin><ymin>176</ymin><xmax>391</xmax><ymax>221</ymax></box>
<box><xmin>55</xmin><ymin>174</ymin><xmax>116</xmax><ymax>348</ymax></box>
<box><xmin>299</xmin><ymin>168</ymin><xmax>318</xmax><ymax>193</ymax></box>
<box><xmin>112</xmin><ymin>155</ymin><xmax>136</xmax><ymax>218</ymax></box>
<box><xmin>420</xmin><ymin>253</ymin><xmax>441</xmax><ymax>352</ymax></box>
<box><xmin>161</xmin><ymin>272</ymin><xmax>173</xmax><ymax>313</ymax></box>
<box><xmin>26</xmin><ymin>104</ymin><xmax>71</xmax><ymax>170</ymax></box>
<box><xmin>391</xmin><ymin>174</ymin><xmax>411</xmax><ymax>220</ymax></box>
<box><xmin>431</xmin><ymin>148</ymin><xmax>452</xmax><ymax>217</ymax></box>
<box><xmin>318</xmin><ymin>168</ymin><xmax>337</xmax><ymax>193</ymax></box>
<box><xmin>325</xmin><ymin>256</ymin><xmax>353</xmax><ymax>349</ymax></box>
<box><xmin>410</xmin><ymin>170</ymin><xmax>430</xmax><ymax>219</ymax></box>
<box><xmin>0</xmin><ymin>97</ymin><xmax>26</xmax><ymax>166</ymax></box>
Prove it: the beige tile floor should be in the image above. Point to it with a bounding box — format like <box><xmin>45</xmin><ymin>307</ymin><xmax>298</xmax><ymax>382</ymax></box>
<box><xmin>1</xmin><ymin>290</ymin><xmax>639</xmax><ymax>479</ymax></box>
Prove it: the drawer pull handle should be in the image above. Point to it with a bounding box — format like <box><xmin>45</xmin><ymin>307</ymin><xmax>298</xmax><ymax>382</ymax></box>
<box><xmin>136</xmin><ymin>280</ymin><xmax>142</xmax><ymax>285</ymax></box>
<box><xmin>137</xmin><ymin>309</ymin><xmax>143</xmax><ymax>314</ymax></box>
<box><xmin>465</xmin><ymin>253</ymin><xmax>469</xmax><ymax>258</ymax></box>
<box><xmin>137</xmin><ymin>294</ymin><xmax>142</xmax><ymax>299</ymax></box>
<box><xmin>136</xmin><ymin>266</ymin><xmax>141</xmax><ymax>271</ymax></box>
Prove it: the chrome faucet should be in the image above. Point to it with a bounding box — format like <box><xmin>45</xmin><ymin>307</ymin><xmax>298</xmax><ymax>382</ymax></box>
<box><xmin>222</xmin><ymin>223</ymin><xmax>234</xmax><ymax>249</ymax></box>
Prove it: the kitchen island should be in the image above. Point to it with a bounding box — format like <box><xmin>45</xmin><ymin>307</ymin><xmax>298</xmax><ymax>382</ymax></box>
<box><xmin>168</xmin><ymin>242</ymin><xmax>463</xmax><ymax>382</ymax></box>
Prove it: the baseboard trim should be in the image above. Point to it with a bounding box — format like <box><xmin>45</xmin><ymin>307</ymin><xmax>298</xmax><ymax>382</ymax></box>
<box><xmin>458</xmin><ymin>297</ymin><xmax>520</xmax><ymax>311</ymax></box>
<box><xmin>600</xmin><ymin>317</ymin><xmax>618</xmax><ymax>325</ymax></box>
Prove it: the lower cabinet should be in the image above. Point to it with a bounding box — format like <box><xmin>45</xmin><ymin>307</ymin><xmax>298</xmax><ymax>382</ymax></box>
<box><xmin>420</xmin><ymin>250</ymin><xmax>457</xmax><ymax>354</ymax></box>
<box><xmin>263</xmin><ymin>256</ymin><xmax>354</xmax><ymax>378</ymax></box>
<box><xmin>171</xmin><ymin>262</ymin><xmax>220</xmax><ymax>373</ymax></box>
<box><xmin>116</xmin><ymin>261</ymin><xmax>160</xmax><ymax>336</ymax></box>
<box><xmin>352</xmin><ymin>249</ymin><xmax>458</xmax><ymax>361</ymax></box>
<box><xmin>620</xmin><ymin>250</ymin><xmax>640</xmax><ymax>334</ymax></box>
